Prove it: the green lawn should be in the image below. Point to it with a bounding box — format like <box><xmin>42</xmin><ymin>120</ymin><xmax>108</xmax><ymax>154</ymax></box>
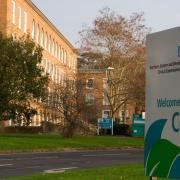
<box><xmin>6</xmin><ymin>164</ymin><xmax>167</xmax><ymax>180</ymax></box>
<box><xmin>0</xmin><ymin>133</ymin><xmax>143</xmax><ymax>152</ymax></box>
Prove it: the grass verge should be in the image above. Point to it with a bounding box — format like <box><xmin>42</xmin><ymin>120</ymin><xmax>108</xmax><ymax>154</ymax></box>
<box><xmin>0</xmin><ymin>133</ymin><xmax>143</xmax><ymax>152</ymax></box>
<box><xmin>6</xmin><ymin>164</ymin><xmax>168</xmax><ymax>180</ymax></box>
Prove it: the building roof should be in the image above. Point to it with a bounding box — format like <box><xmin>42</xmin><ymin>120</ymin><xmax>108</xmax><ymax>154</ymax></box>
<box><xmin>26</xmin><ymin>0</ymin><xmax>77</xmax><ymax>53</ymax></box>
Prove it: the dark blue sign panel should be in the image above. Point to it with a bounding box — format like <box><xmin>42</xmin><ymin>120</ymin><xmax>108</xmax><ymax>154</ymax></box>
<box><xmin>98</xmin><ymin>118</ymin><xmax>113</xmax><ymax>129</ymax></box>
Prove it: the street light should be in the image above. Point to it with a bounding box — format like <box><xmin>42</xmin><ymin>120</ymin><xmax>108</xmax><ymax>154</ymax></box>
<box><xmin>105</xmin><ymin>67</ymin><xmax>115</xmax><ymax>79</ymax></box>
<box><xmin>104</xmin><ymin>67</ymin><xmax>115</xmax><ymax>135</ymax></box>
<box><xmin>104</xmin><ymin>67</ymin><xmax>114</xmax><ymax>118</ymax></box>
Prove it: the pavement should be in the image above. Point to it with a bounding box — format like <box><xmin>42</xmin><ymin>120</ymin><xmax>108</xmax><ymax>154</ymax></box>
<box><xmin>0</xmin><ymin>148</ymin><xmax>144</xmax><ymax>179</ymax></box>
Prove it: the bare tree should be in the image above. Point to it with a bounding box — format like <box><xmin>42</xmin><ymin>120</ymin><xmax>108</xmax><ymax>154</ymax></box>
<box><xmin>43</xmin><ymin>79</ymin><xmax>85</xmax><ymax>138</ymax></box>
<box><xmin>79</xmin><ymin>8</ymin><xmax>149</xmax><ymax>117</ymax></box>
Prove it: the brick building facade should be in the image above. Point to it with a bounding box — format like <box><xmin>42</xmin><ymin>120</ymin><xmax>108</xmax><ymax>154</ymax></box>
<box><xmin>78</xmin><ymin>66</ymin><xmax>136</xmax><ymax>125</ymax></box>
<box><xmin>0</xmin><ymin>0</ymin><xmax>77</xmax><ymax>126</ymax></box>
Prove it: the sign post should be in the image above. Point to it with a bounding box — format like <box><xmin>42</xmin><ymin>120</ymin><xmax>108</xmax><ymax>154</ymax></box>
<box><xmin>146</xmin><ymin>27</ymin><xmax>180</xmax><ymax>179</ymax></box>
<box><xmin>150</xmin><ymin>177</ymin><xmax>157</xmax><ymax>180</ymax></box>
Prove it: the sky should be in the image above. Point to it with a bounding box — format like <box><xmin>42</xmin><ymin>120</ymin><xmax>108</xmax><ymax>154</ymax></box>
<box><xmin>32</xmin><ymin>0</ymin><xmax>180</xmax><ymax>47</ymax></box>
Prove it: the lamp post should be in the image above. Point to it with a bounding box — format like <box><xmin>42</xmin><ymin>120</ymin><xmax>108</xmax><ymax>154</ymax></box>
<box><xmin>105</xmin><ymin>67</ymin><xmax>114</xmax><ymax>136</ymax></box>
<box><xmin>104</xmin><ymin>67</ymin><xmax>114</xmax><ymax>117</ymax></box>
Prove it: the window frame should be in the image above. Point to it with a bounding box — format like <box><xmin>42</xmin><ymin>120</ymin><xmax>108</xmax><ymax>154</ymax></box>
<box><xmin>12</xmin><ymin>0</ymin><xmax>16</xmax><ymax>24</ymax></box>
<box><xmin>24</xmin><ymin>11</ymin><xmax>27</xmax><ymax>33</ymax></box>
<box><xmin>40</xmin><ymin>28</ymin><xmax>44</xmax><ymax>47</ymax></box>
<box><xmin>86</xmin><ymin>78</ymin><xmax>94</xmax><ymax>89</ymax></box>
<box><xmin>18</xmin><ymin>6</ymin><xmax>21</xmax><ymax>29</ymax></box>
<box><xmin>102</xmin><ymin>110</ymin><xmax>111</xmax><ymax>118</ymax></box>
<box><xmin>85</xmin><ymin>93</ymin><xmax>95</xmax><ymax>105</ymax></box>
<box><xmin>32</xmin><ymin>20</ymin><xmax>35</xmax><ymax>39</ymax></box>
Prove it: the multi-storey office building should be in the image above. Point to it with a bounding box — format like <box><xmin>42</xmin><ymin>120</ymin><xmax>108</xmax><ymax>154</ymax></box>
<box><xmin>78</xmin><ymin>66</ymin><xmax>135</xmax><ymax>125</ymax></box>
<box><xmin>78</xmin><ymin>68</ymin><xmax>105</xmax><ymax>124</ymax></box>
<box><xmin>0</xmin><ymin>0</ymin><xmax>77</xmax><ymax>126</ymax></box>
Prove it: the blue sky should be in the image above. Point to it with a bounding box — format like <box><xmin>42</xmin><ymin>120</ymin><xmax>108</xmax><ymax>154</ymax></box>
<box><xmin>32</xmin><ymin>0</ymin><xmax>180</xmax><ymax>47</ymax></box>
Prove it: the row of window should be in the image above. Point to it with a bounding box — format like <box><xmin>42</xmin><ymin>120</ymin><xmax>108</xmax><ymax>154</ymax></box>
<box><xmin>85</xmin><ymin>78</ymin><xmax>109</xmax><ymax>105</ymax></box>
<box><xmin>42</xmin><ymin>59</ymin><xmax>68</xmax><ymax>84</ymax></box>
<box><xmin>8</xmin><ymin>113</ymin><xmax>62</xmax><ymax>126</ymax></box>
<box><xmin>31</xmin><ymin>19</ymin><xmax>69</xmax><ymax>64</ymax></box>
<box><xmin>32</xmin><ymin>113</ymin><xmax>62</xmax><ymax>126</ymax></box>
<box><xmin>11</xmin><ymin>0</ymin><xmax>76</xmax><ymax>70</ymax></box>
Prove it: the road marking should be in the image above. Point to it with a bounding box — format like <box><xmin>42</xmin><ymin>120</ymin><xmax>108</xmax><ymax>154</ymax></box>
<box><xmin>0</xmin><ymin>164</ymin><xmax>13</xmax><ymax>167</ymax></box>
<box><xmin>25</xmin><ymin>166</ymin><xmax>41</xmax><ymax>169</ymax></box>
<box><xmin>0</xmin><ymin>156</ymin><xmax>59</xmax><ymax>161</ymax></box>
<box><xmin>61</xmin><ymin>167</ymin><xmax>78</xmax><ymax>170</ymax></box>
<box><xmin>82</xmin><ymin>153</ymin><xmax>131</xmax><ymax>157</ymax></box>
<box><xmin>16</xmin><ymin>156</ymin><xmax>59</xmax><ymax>160</ymax></box>
<box><xmin>44</xmin><ymin>167</ymin><xmax>78</xmax><ymax>174</ymax></box>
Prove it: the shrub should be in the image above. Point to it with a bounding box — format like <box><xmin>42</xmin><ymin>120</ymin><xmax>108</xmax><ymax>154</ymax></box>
<box><xmin>41</xmin><ymin>121</ymin><xmax>57</xmax><ymax>133</ymax></box>
<box><xmin>113</xmin><ymin>123</ymin><xmax>131</xmax><ymax>136</ymax></box>
<box><xmin>1</xmin><ymin>126</ymin><xmax>43</xmax><ymax>133</ymax></box>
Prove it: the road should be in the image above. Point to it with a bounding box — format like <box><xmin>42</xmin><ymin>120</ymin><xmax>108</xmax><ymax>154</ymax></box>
<box><xmin>0</xmin><ymin>149</ymin><xmax>143</xmax><ymax>179</ymax></box>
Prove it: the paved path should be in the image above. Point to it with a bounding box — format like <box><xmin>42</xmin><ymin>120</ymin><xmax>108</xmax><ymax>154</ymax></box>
<box><xmin>0</xmin><ymin>149</ymin><xmax>144</xmax><ymax>179</ymax></box>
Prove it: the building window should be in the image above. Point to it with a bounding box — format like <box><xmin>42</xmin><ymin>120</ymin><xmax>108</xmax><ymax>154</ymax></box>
<box><xmin>64</xmin><ymin>50</ymin><xmax>67</xmax><ymax>64</ymax></box>
<box><xmin>68</xmin><ymin>55</ymin><xmax>71</xmax><ymax>68</ymax></box>
<box><xmin>72</xmin><ymin>56</ymin><xmax>75</xmax><ymax>69</ymax></box>
<box><xmin>59</xmin><ymin>69</ymin><xmax>61</xmax><ymax>84</ymax></box>
<box><xmin>51</xmin><ymin>63</ymin><xmax>54</xmax><ymax>80</ymax></box>
<box><xmin>24</xmin><ymin>11</ymin><xmax>27</xmax><ymax>33</ymax></box>
<box><xmin>40</xmin><ymin>28</ymin><xmax>44</xmax><ymax>47</ymax></box>
<box><xmin>56</xmin><ymin>66</ymin><xmax>59</xmax><ymax>83</ymax></box>
<box><xmin>47</xmin><ymin>88</ymin><xmax>51</xmax><ymax>106</ymax></box>
<box><xmin>66</xmin><ymin>51</ymin><xmax>68</xmax><ymax>64</ymax></box>
<box><xmin>74</xmin><ymin>58</ymin><xmax>77</xmax><ymax>72</ymax></box>
<box><xmin>86</xmin><ymin>78</ymin><xmax>94</xmax><ymax>89</ymax></box>
<box><xmin>54</xmin><ymin>40</ymin><xmax>56</xmax><ymax>57</ymax></box>
<box><xmin>102</xmin><ymin>110</ymin><xmax>111</xmax><ymax>118</ymax></box>
<box><xmin>58</xmin><ymin>46</ymin><xmax>61</xmax><ymax>61</ymax></box>
<box><xmin>44</xmin><ymin>32</ymin><xmax>48</xmax><ymax>50</ymax></box>
<box><xmin>55</xmin><ymin>42</ymin><xmax>57</xmax><ymax>58</ymax></box>
<box><xmin>18</xmin><ymin>7</ymin><xmax>21</xmax><ymax>29</ymax></box>
<box><xmin>52</xmin><ymin>39</ymin><xmax>55</xmax><ymax>56</ymax></box>
<box><xmin>38</xmin><ymin>113</ymin><xmax>41</xmax><ymax>126</ymax></box>
<box><xmin>72</xmin><ymin>56</ymin><xmax>75</xmax><ymax>71</ymax></box>
<box><xmin>47</xmin><ymin>60</ymin><xmax>50</xmax><ymax>73</ymax></box>
<box><xmin>46</xmin><ymin>34</ymin><xmax>49</xmax><ymax>51</ymax></box>
<box><xmin>12</xmin><ymin>0</ymin><xmax>16</xmax><ymax>24</ymax></box>
<box><xmin>48</xmin><ymin>36</ymin><xmax>51</xmax><ymax>53</ymax></box>
<box><xmin>62</xmin><ymin>48</ymin><xmax>64</xmax><ymax>63</ymax></box>
<box><xmin>36</xmin><ymin>24</ymin><xmax>40</xmax><ymax>43</ymax></box>
<box><xmin>85</xmin><ymin>93</ymin><xmax>95</xmax><ymax>105</ymax></box>
<box><xmin>32</xmin><ymin>20</ymin><xmax>35</xmax><ymax>39</ymax></box>
<box><xmin>119</xmin><ymin>111</ymin><xmax>125</xmax><ymax>122</ymax></box>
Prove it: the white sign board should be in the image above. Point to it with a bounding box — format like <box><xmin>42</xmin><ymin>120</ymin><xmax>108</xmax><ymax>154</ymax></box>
<box><xmin>145</xmin><ymin>27</ymin><xmax>180</xmax><ymax>179</ymax></box>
